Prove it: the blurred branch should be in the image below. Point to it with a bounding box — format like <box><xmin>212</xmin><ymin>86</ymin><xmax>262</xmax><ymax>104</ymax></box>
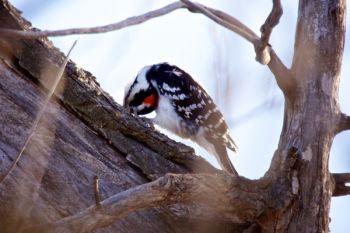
<box><xmin>0</xmin><ymin>1</ymin><xmax>294</xmax><ymax>97</ymax></box>
<box><xmin>332</xmin><ymin>173</ymin><xmax>350</xmax><ymax>196</ymax></box>
<box><xmin>180</xmin><ymin>0</ymin><xmax>257</xmax><ymax>44</ymax></box>
<box><xmin>23</xmin><ymin>173</ymin><xmax>264</xmax><ymax>233</ymax></box>
<box><xmin>180</xmin><ymin>0</ymin><xmax>294</xmax><ymax>98</ymax></box>
<box><xmin>336</xmin><ymin>113</ymin><xmax>350</xmax><ymax>134</ymax></box>
<box><xmin>0</xmin><ymin>2</ymin><xmax>185</xmax><ymax>38</ymax></box>
<box><xmin>0</xmin><ymin>40</ymin><xmax>77</xmax><ymax>185</ymax></box>
<box><xmin>24</xmin><ymin>147</ymin><xmax>300</xmax><ymax>233</ymax></box>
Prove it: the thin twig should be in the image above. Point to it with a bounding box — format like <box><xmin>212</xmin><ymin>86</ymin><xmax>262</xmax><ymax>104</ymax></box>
<box><xmin>0</xmin><ymin>2</ymin><xmax>185</xmax><ymax>38</ymax></box>
<box><xmin>0</xmin><ymin>40</ymin><xmax>78</xmax><ymax>184</ymax></box>
<box><xmin>332</xmin><ymin>173</ymin><xmax>350</xmax><ymax>197</ymax></box>
<box><xmin>94</xmin><ymin>175</ymin><xmax>101</xmax><ymax>208</ymax></box>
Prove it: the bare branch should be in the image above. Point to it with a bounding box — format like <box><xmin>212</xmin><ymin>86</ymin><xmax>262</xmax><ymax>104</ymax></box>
<box><xmin>336</xmin><ymin>113</ymin><xmax>350</xmax><ymax>134</ymax></box>
<box><xmin>332</xmin><ymin>173</ymin><xmax>350</xmax><ymax>197</ymax></box>
<box><xmin>255</xmin><ymin>0</ymin><xmax>283</xmax><ymax>65</ymax></box>
<box><xmin>1</xmin><ymin>0</ymin><xmax>294</xmax><ymax>98</ymax></box>
<box><xmin>24</xmin><ymin>173</ymin><xmax>267</xmax><ymax>233</ymax></box>
<box><xmin>181</xmin><ymin>0</ymin><xmax>294</xmax><ymax>96</ymax></box>
<box><xmin>181</xmin><ymin>0</ymin><xmax>258</xmax><ymax>44</ymax></box>
<box><xmin>0</xmin><ymin>2</ymin><xmax>185</xmax><ymax>38</ymax></box>
<box><xmin>268</xmin><ymin>50</ymin><xmax>295</xmax><ymax>96</ymax></box>
<box><xmin>254</xmin><ymin>0</ymin><xmax>296</xmax><ymax>96</ymax></box>
<box><xmin>256</xmin><ymin>0</ymin><xmax>283</xmax><ymax>63</ymax></box>
<box><xmin>23</xmin><ymin>146</ymin><xmax>300</xmax><ymax>233</ymax></box>
<box><xmin>0</xmin><ymin>40</ymin><xmax>77</xmax><ymax>185</ymax></box>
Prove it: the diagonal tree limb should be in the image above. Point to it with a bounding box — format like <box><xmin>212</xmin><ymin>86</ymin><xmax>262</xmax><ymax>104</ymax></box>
<box><xmin>22</xmin><ymin>173</ymin><xmax>258</xmax><ymax>233</ymax></box>
<box><xmin>0</xmin><ymin>40</ymin><xmax>77</xmax><ymax>185</ymax></box>
<box><xmin>332</xmin><ymin>173</ymin><xmax>350</xmax><ymax>196</ymax></box>
<box><xmin>0</xmin><ymin>2</ymin><xmax>185</xmax><ymax>38</ymax></box>
<box><xmin>180</xmin><ymin>0</ymin><xmax>258</xmax><ymax>44</ymax></box>
<box><xmin>0</xmin><ymin>1</ymin><xmax>294</xmax><ymax>97</ymax></box>
<box><xmin>180</xmin><ymin>0</ymin><xmax>294</xmax><ymax>97</ymax></box>
<box><xmin>22</xmin><ymin>172</ymin><xmax>287</xmax><ymax>233</ymax></box>
<box><xmin>23</xmin><ymin>147</ymin><xmax>300</xmax><ymax>233</ymax></box>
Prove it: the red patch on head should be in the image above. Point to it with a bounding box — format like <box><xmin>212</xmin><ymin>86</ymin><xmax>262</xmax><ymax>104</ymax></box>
<box><xmin>143</xmin><ymin>94</ymin><xmax>157</xmax><ymax>107</ymax></box>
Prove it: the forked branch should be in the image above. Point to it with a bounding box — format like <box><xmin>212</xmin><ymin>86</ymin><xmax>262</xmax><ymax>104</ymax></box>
<box><xmin>256</xmin><ymin>0</ymin><xmax>283</xmax><ymax>65</ymax></box>
<box><xmin>1</xmin><ymin>1</ymin><xmax>294</xmax><ymax>97</ymax></box>
<box><xmin>180</xmin><ymin>0</ymin><xmax>294</xmax><ymax>97</ymax></box>
<box><xmin>260</xmin><ymin>0</ymin><xmax>283</xmax><ymax>47</ymax></box>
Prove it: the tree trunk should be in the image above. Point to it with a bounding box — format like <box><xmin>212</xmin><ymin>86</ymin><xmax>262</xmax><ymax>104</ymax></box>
<box><xmin>0</xmin><ymin>1</ymin><xmax>230</xmax><ymax>233</ymax></box>
<box><xmin>0</xmin><ymin>0</ymin><xmax>347</xmax><ymax>233</ymax></box>
<box><xmin>270</xmin><ymin>0</ymin><xmax>346</xmax><ymax>232</ymax></box>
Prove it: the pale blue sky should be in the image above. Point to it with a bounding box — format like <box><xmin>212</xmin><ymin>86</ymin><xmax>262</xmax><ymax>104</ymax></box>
<box><xmin>11</xmin><ymin>1</ymin><xmax>350</xmax><ymax>232</ymax></box>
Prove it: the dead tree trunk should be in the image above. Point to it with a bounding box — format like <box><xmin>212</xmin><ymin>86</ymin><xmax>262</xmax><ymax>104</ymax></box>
<box><xmin>0</xmin><ymin>2</ymin><xmax>225</xmax><ymax>233</ymax></box>
<box><xmin>0</xmin><ymin>0</ymin><xmax>348</xmax><ymax>233</ymax></box>
<box><xmin>267</xmin><ymin>0</ymin><xmax>346</xmax><ymax>232</ymax></box>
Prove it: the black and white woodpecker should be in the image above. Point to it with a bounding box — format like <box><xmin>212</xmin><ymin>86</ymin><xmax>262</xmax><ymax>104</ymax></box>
<box><xmin>123</xmin><ymin>63</ymin><xmax>238</xmax><ymax>175</ymax></box>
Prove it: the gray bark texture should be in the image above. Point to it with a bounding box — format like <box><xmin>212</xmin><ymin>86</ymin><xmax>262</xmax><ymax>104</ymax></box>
<box><xmin>0</xmin><ymin>0</ymin><xmax>347</xmax><ymax>233</ymax></box>
<box><xmin>0</xmin><ymin>1</ymin><xmax>223</xmax><ymax>233</ymax></box>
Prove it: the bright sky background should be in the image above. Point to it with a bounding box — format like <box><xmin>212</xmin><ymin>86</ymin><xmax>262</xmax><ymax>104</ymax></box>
<box><xmin>10</xmin><ymin>0</ymin><xmax>350</xmax><ymax>232</ymax></box>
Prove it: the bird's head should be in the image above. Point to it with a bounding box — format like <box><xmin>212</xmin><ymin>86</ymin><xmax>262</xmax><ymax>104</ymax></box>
<box><xmin>123</xmin><ymin>65</ymin><xmax>159</xmax><ymax>115</ymax></box>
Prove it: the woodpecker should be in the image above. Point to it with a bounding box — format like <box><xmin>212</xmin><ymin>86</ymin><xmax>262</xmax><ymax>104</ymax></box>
<box><xmin>123</xmin><ymin>63</ymin><xmax>238</xmax><ymax>175</ymax></box>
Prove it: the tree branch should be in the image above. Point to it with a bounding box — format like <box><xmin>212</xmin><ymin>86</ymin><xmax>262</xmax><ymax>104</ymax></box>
<box><xmin>255</xmin><ymin>0</ymin><xmax>283</xmax><ymax>65</ymax></box>
<box><xmin>0</xmin><ymin>0</ymin><xmax>294</xmax><ymax>97</ymax></box>
<box><xmin>335</xmin><ymin>113</ymin><xmax>350</xmax><ymax>134</ymax></box>
<box><xmin>255</xmin><ymin>0</ymin><xmax>295</xmax><ymax>97</ymax></box>
<box><xmin>180</xmin><ymin>0</ymin><xmax>294</xmax><ymax>97</ymax></box>
<box><xmin>180</xmin><ymin>0</ymin><xmax>258</xmax><ymax>44</ymax></box>
<box><xmin>0</xmin><ymin>2</ymin><xmax>185</xmax><ymax>38</ymax></box>
<box><xmin>24</xmin><ymin>147</ymin><xmax>300</xmax><ymax>233</ymax></box>
<box><xmin>24</xmin><ymin>173</ymin><xmax>266</xmax><ymax>233</ymax></box>
<box><xmin>332</xmin><ymin>173</ymin><xmax>350</xmax><ymax>196</ymax></box>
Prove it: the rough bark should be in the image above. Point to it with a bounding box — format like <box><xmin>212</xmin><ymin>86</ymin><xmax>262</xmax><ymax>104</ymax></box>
<box><xmin>274</xmin><ymin>0</ymin><xmax>346</xmax><ymax>232</ymax></box>
<box><xmin>0</xmin><ymin>0</ymin><xmax>347</xmax><ymax>233</ymax></box>
<box><xmin>0</xmin><ymin>1</ymin><xmax>227</xmax><ymax>233</ymax></box>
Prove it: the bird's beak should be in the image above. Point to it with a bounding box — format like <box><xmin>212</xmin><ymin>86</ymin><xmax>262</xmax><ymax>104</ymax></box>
<box><xmin>125</xmin><ymin>106</ymin><xmax>137</xmax><ymax>115</ymax></box>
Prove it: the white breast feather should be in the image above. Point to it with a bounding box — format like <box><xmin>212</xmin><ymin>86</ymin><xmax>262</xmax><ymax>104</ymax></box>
<box><xmin>153</xmin><ymin>96</ymin><xmax>184</xmax><ymax>137</ymax></box>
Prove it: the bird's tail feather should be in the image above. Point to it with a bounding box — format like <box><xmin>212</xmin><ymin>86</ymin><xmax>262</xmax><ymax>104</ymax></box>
<box><xmin>214</xmin><ymin>144</ymin><xmax>238</xmax><ymax>176</ymax></box>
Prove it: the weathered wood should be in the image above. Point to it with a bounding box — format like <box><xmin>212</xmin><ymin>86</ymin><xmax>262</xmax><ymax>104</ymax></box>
<box><xmin>0</xmin><ymin>0</ymin><xmax>347</xmax><ymax>232</ymax></box>
<box><xmin>272</xmin><ymin>0</ymin><xmax>346</xmax><ymax>232</ymax></box>
<box><xmin>0</xmin><ymin>1</ymin><xmax>231</xmax><ymax>233</ymax></box>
